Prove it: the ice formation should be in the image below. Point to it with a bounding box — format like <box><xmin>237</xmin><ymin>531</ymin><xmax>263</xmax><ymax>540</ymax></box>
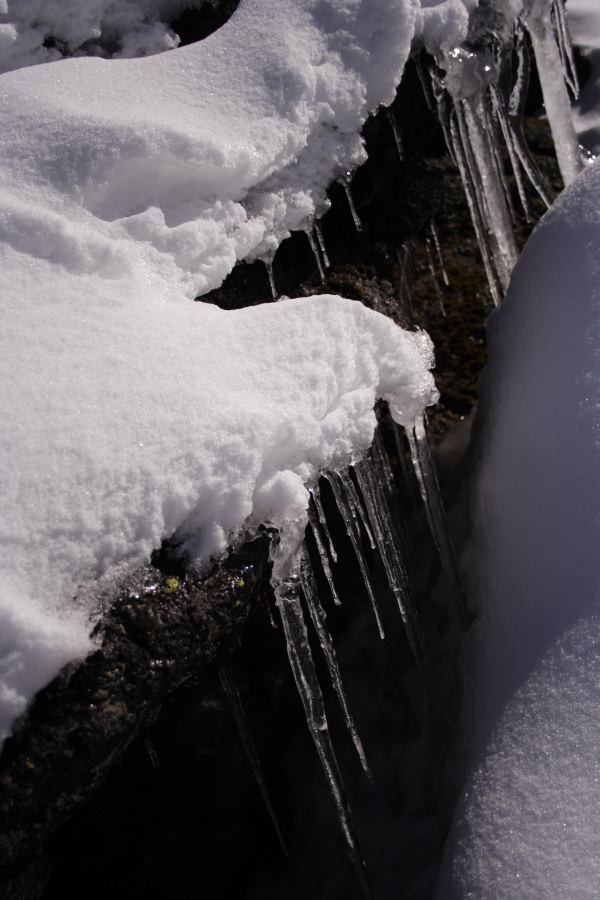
<box><xmin>569</xmin><ymin>0</ymin><xmax>600</xmax><ymax>154</ymax></box>
<box><xmin>436</xmin><ymin>159</ymin><xmax>600</xmax><ymax>898</ymax></box>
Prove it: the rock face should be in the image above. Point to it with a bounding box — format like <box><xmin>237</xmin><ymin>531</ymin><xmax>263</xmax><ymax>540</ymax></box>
<box><xmin>0</xmin><ymin>534</ymin><xmax>272</xmax><ymax>895</ymax></box>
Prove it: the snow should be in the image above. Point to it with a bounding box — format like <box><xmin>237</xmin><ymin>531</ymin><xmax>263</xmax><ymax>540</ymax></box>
<box><xmin>0</xmin><ymin>0</ymin><xmax>191</xmax><ymax>72</ymax></box>
<box><xmin>568</xmin><ymin>0</ymin><xmax>600</xmax><ymax>154</ymax></box>
<box><xmin>0</xmin><ymin>0</ymin><xmax>438</xmax><ymax>744</ymax></box>
<box><xmin>436</xmin><ymin>159</ymin><xmax>600</xmax><ymax>898</ymax></box>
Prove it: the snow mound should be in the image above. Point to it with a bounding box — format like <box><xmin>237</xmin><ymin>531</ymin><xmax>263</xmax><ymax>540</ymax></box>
<box><xmin>436</xmin><ymin>159</ymin><xmax>600</xmax><ymax>898</ymax></box>
<box><xmin>0</xmin><ymin>0</ymin><xmax>437</xmax><ymax>743</ymax></box>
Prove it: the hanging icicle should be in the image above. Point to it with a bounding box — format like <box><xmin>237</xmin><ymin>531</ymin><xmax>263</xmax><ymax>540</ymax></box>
<box><xmin>551</xmin><ymin>0</ymin><xmax>579</xmax><ymax>100</ymax></box>
<box><xmin>308</xmin><ymin>508</ymin><xmax>341</xmax><ymax>607</ymax></box>
<box><xmin>219</xmin><ymin>667</ymin><xmax>289</xmax><ymax>858</ymax></box>
<box><xmin>429</xmin><ymin>222</ymin><xmax>450</xmax><ymax>288</ymax></box>
<box><xmin>310</xmin><ymin>485</ymin><xmax>337</xmax><ymax>564</ymax></box>
<box><xmin>386</xmin><ymin>108</ymin><xmax>405</xmax><ymax>162</ymax></box>
<box><xmin>323</xmin><ymin>471</ymin><xmax>385</xmax><ymax>640</ymax></box>
<box><xmin>425</xmin><ymin>236</ymin><xmax>446</xmax><ymax>315</ymax></box>
<box><xmin>404</xmin><ymin>415</ymin><xmax>469</xmax><ymax>627</ymax></box>
<box><xmin>314</xmin><ymin>220</ymin><xmax>331</xmax><ymax>269</ymax></box>
<box><xmin>353</xmin><ymin>459</ymin><xmax>424</xmax><ymax>665</ymax></box>
<box><xmin>275</xmin><ymin>568</ymin><xmax>373</xmax><ymax>898</ymax></box>
<box><xmin>522</xmin><ymin>0</ymin><xmax>583</xmax><ymax>186</ymax></box>
<box><xmin>264</xmin><ymin>259</ymin><xmax>278</xmax><ymax>301</ymax></box>
<box><xmin>339</xmin><ymin>174</ymin><xmax>363</xmax><ymax>232</ymax></box>
<box><xmin>306</xmin><ymin>228</ymin><xmax>326</xmax><ymax>284</ymax></box>
<box><xmin>299</xmin><ymin>554</ymin><xmax>372</xmax><ymax>779</ymax></box>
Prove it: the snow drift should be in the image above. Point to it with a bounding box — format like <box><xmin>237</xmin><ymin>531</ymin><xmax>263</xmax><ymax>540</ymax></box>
<box><xmin>437</xmin><ymin>159</ymin><xmax>600</xmax><ymax>899</ymax></box>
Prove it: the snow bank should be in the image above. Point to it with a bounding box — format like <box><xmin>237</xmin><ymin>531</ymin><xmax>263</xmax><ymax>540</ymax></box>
<box><xmin>0</xmin><ymin>0</ymin><xmax>437</xmax><ymax>742</ymax></box>
<box><xmin>436</xmin><ymin>159</ymin><xmax>600</xmax><ymax>898</ymax></box>
<box><xmin>0</xmin><ymin>0</ymin><xmax>194</xmax><ymax>72</ymax></box>
<box><xmin>568</xmin><ymin>0</ymin><xmax>600</xmax><ymax>154</ymax></box>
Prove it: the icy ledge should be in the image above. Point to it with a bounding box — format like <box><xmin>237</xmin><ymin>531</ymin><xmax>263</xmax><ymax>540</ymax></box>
<box><xmin>436</xmin><ymin>159</ymin><xmax>600</xmax><ymax>898</ymax></box>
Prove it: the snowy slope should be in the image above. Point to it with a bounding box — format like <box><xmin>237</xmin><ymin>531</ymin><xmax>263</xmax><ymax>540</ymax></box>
<box><xmin>0</xmin><ymin>0</ymin><xmax>438</xmax><ymax>744</ymax></box>
<box><xmin>436</xmin><ymin>159</ymin><xmax>600</xmax><ymax>898</ymax></box>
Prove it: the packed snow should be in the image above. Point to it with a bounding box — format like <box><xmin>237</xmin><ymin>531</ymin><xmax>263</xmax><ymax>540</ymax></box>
<box><xmin>436</xmin><ymin>159</ymin><xmax>600</xmax><ymax>898</ymax></box>
<box><xmin>0</xmin><ymin>0</ymin><xmax>440</xmax><ymax>744</ymax></box>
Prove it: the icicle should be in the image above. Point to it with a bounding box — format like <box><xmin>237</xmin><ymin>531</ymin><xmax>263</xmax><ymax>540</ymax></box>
<box><xmin>308</xmin><ymin>509</ymin><xmax>341</xmax><ymax>606</ymax></box>
<box><xmin>449</xmin><ymin>108</ymin><xmax>503</xmax><ymax>306</ymax></box>
<box><xmin>386</xmin><ymin>108</ymin><xmax>404</xmax><ymax>162</ymax></box>
<box><xmin>264</xmin><ymin>260</ymin><xmax>278</xmax><ymax>301</ymax></box>
<box><xmin>306</xmin><ymin>229</ymin><xmax>326</xmax><ymax>284</ymax></box>
<box><xmin>323</xmin><ymin>471</ymin><xmax>385</xmax><ymax>640</ymax></box>
<box><xmin>489</xmin><ymin>84</ymin><xmax>532</xmax><ymax>221</ymax></box>
<box><xmin>425</xmin><ymin>237</ymin><xmax>446</xmax><ymax>315</ymax></box>
<box><xmin>339</xmin><ymin>174</ymin><xmax>363</xmax><ymax>232</ymax></box>
<box><xmin>523</xmin><ymin>2</ymin><xmax>583</xmax><ymax>186</ymax></box>
<box><xmin>338</xmin><ymin>469</ymin><xmax>376</xmax><ymax>551</ymax></box>
<box><xmin>429</xmin><ymin>221</ymin><xmax>449</xmax><ymax>287</ymax></box>
<box><xmin>552</xmin><ymin>0</ymin><xmax>579</xmax><ymax>100</ymax></box>
<box><xmin>414</xmin><ymin>52</ymin><xmax>435</xmax><ymax>111</ymax></box>
<box><xmin>144</xmin><ymin>735</ymin><xmax>160</xmax><ymax>768</ymax></box>
<box><xmin>219</xmin><ymin>667</ymin><xmax>289</xmax><ymax>857</ymax></box>
<box><xmin>459</xmin><ymin>96</ymin><xmax>518</xmax><ymax>292</ymax></box>
<box><xmin>429</xmin><ymin>67</ymin><xmax>458</xmax><ymax>165</ymax></box>
<box><xmin>299</xmin><ymin>555</ymin><xmax>372</xmax><ymax>779</ymax></box>
<box><xmin>276</xmin><ymin>570</ymin><xmax>372</xmax><ymax>898</ymax></box>
<box><xmin>405</xmin><ymin>414</ymin><xmax>469</xmax><ymax>626</ymax></box>
<box><xmin>310</xmin><ymin>486</ymin><xmax>337</xmax><ymax>564</ymax></box>
<box><xmin>353</xmin><ymin>460</ymin><xmax>423</xmax><ymax>664</ymax></box>
<box><xmin>314</xmin><ymin>220</ymin><xmax>330</xmax><ymax>269</ymax></box>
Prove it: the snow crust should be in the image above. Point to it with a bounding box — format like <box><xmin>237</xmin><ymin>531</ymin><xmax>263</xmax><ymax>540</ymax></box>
<box><xmin>568</xmin><ymin>0</ymin><xmax>600</xmax><ymax>154</ymax></box>
<box><xmin>436</xmin><ymin>159</ymin><xmax>600</xmax><ymax>898</ymax></box>
<box><xmin>0</xmin><ymin>0</ymin><xmax>438</xmax><ymax>742</ymax></box>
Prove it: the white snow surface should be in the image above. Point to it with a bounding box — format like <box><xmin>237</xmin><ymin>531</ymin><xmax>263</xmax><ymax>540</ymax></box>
<box><xmin>0</xmin><ymin>0</ymin><xmax>195</xmax><ymax>71</ymax></box>
<box><xmin>436</xmin><ymin>160</ymin><xmax>600</xmax><ymax>898</ymax></box>
<box><xmin>0</xmin><ymin>0</ymin><xmax>438</xmax><ymax>742</ymax></box>
<box><xmin>568</xmin><ymin>0</ymin><xmax>600</xmax><ymax>154</ymax></box>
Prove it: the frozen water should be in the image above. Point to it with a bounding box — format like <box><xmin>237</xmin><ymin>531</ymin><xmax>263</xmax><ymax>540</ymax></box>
<box><xmin>568</xmin><ymin>0</ymin><xmax>600</xmax><ymax>155</ymax></box>
<box><xmin>436</xmin><ymin>159</ymin><xmax>600</xmax><ymax>898</ymax></box>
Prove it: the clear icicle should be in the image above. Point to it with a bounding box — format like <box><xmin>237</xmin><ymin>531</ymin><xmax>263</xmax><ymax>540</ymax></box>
<box><xmin>405</xmin><ymin>414</ymin><xmax>469</xmax><ymax>626</ymax></box>
<box><xmin>459</xmin><ymin>96</ymin><xmax>519</xmax><ymax>292</ymax></box>
<box><xmin>144</xmin><ymin>735</ymin><xmax>160</xmax><ymax>768</ymax></box>
<box><xmin>310</xmin><ymin>486</ymin><xmax>337</xmax><ymax>564</ymax></box>
<box><xmin>397</xmin><ymin>241</ymin><xmax>416</xmax><ymax>323</ymax></box>
<box><xmin>489</xmin><ymin>84</ymin><xmax>532</xmax><ymax>221</ymax></box>
<box><xmin>314</xmin><ymin>220</ymin><xmax>330</xmax><ymax>268</ymax></box>
<box><xmin>414</xmin><ymin>52</ymin><xmax>434</xmax><ymax>111</ymax></box>
<box><xmin>449</xmin><ymin>108</ymin><xmax>503</xmax><ymax>306</ymax></box>
<box><xmin>265</xmin><ymin>260</ymin><xmax>278</xmax><ymax>301</ymax></box>
<box><xmin>386</xmin><ymin>108</ymin><xmax>404</xmax><ymax>162</ymax></box>
<box><xmin>523</xmin><ymin>2</ymin><xmax>583</xmax><ymax>186</ymax></box>
<box><xmin>323</xmin><ymin>471</ymin><xmax>385</xmax><ymax>640</ymax></box>
<box><xmin>219</xmin><ymin>667</ymin><xmax>289</xmax><ymax>858</ymax></box>
<box><xmin>308</xmin><ymin>510</ymin><xmax>341</xmax><ymax>607</ymax></box>
<box><xmin>299</xmin><ymin>555</ymin><xmax>372</xmax><ymax>779</ymax></box>
<box><xmin>340</xmin><ymin>175</ymin><xmax>363</xmax><ymax>232</ymax></box>
<box><xmin>276</xmin><ymin>571</ymin><xmax>372</xmax><ymax>898</ymax></box>
<box><xmin>353</xmin><ymin>460</ymin><xmax>423</xmax><ymax>664</ymax></box>
<box><xmin>552</xmin><ymin>0</ymin><xmax>579</xmax><ymax>100</ymax></box>
<box><xmin>338</xmin><ymin>469</ymin><xmax>376</xmax><ymax>551</ymax></box>
<box><xmin>429</xmin><ymin>221</ymin><xmax>449</xmax><ymax>287</ymax></box>
<box><xmin>425</xmin><ymin>236</ymin><xmax>446</xmax><ymax>315</ymax></box>
<box><xmin>307</xmin><ymin>229</ymin><xmax>326</xmax><ymax>284</ymax></box>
